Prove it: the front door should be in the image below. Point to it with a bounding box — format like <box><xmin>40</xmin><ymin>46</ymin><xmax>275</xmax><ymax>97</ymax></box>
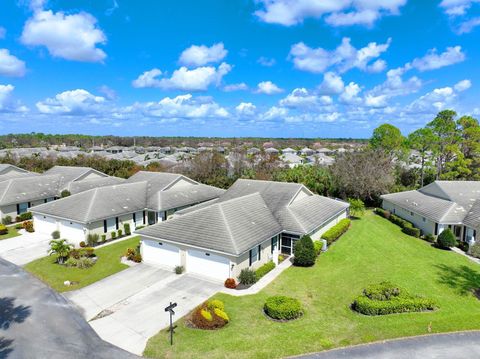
<box><xmin>147</xmin><ymin>211</ymin><xmax>157</xmax><ymax>225</ymax></box>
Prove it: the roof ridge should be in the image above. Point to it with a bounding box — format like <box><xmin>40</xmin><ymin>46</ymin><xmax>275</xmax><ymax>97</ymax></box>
<box><xmin>84</xmin><ymin>188</ymin><xmax>99</xmax><ymax>223</ymax></box>
<box><xmin>218</xmin><ymin>203</ymin><xmax>238</xmax><ymax>254</ymax></box>
<box><xmin>0</xmin><ymin>179</ymin><xmax>14</xmax><ymax>203</ymax></box>
<box><xmin>285</xmin><ymin>206</ymin><xmax>307</xmax><ymax>233</ymax></box>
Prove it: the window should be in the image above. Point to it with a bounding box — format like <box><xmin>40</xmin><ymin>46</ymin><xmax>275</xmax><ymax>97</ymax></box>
<box><xmin>249</xmin><ymin>246</ymin><xmax>259</xmax><ymax>266</ymax></box>
<box><xmin>422</xmin><ymin>217</ymin><xmax>426</xmax><ymax>222</ymax></box>
<box><xmin>105</xmin><ymin>217</ymin><xmax>116</xmax><ymax>233</ymax></box>
<box><xmin>271</xmin><ymin>236</ymin><xmax>278</xmax><ymax>254</ymax></box>
<box><xmin>17</xmin><ymin>202</ymin><xmax>28</xmax><ymax>214</ymax></box>
<box><xmin>410</xmin><ymin>211</ymin><xmax>414</xmax><ymax>216</ymax></box>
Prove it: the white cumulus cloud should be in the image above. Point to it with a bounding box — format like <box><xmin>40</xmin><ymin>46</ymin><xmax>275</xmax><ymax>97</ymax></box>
<box><xmin>255</xmin><ymin>81</ymin><xmax>284</xmax><ymax>95</ymax></box>
<box><xmin>289</xmin><ymin>37</ymin><xmax>391</xmax><ymax>74</ymax></box>
<box><xmin>0</xmin><ymin>49</ymin><xmax>26</xmax><ymax>77</ymax></box>
<box><xmin>21</xmin><ymin>10</ymin><xmax>107</xmax><ymax>62</ymax></box>
<box><xmin>279</xmin><ymin>88</ymin><xmax>332</xmax><ymax>108</ymax></box>
<box><xmin>179</xmin><ymin>43</ymin><xmax>227</xmax><ymax>67</ymax></box>
<box><xmin>317</xmin><ymin>72</ymin><xmax>345</xmax><ymax>95</ymax></box>
<box><xmin>235</xmin><ymin>102</ymin><xmax>257</xmax><ymax>116</ymax></box>
<box><xmin>223</xmin><ymin>83</ymin><xmax>248</xmax><ymax>92</ymax></box>
<box><xmin>411</xmin><ymin>46</ymin><xmax>466</xmax><ymax>71</ymax></box>
<box><xmin>36</xmin><ymin>89</ymin><xmax>106</xmax><ymax>114</ymax></box>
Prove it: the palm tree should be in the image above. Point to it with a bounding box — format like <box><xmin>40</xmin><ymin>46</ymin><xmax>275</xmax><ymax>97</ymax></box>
<box><xmin>48</xmin><ymin>239</ymin><xmax>73</xmax><ymax>264</ymax></box>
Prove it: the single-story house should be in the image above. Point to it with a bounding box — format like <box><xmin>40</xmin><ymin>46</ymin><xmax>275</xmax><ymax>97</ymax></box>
<box><xmin>0</xmin><ymin>166</ymin><xmax>110</xmax><ymax>221</ymax></box>
<box><xmin>136</xmin><ymin>179</ymin><xmax>349</xmax><ymax>281</ymax></box>
<box><xmin>0</xmin><ymin>164</ymin><xmax>35</xmax><ymax>182</ymax></box>
<box><xmin>381</xmin><ymin>181</ymin><xmax>480</xmax><ymax>244</ymax></box>
<box><xmin>31</xmin><ymin>171</ymin><xmax>225</xmax><ymax>246</ymax></box>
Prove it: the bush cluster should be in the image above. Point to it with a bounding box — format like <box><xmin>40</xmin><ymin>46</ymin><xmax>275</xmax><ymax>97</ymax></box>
<box><xmin>190</xmin><ymin>300</ymin><xmax>229</xmax><ymax>330</ymax></box>
<box><xmin>375</xmin><ymin>209</ymin><xmax>421</xmax><ymax>238</ymax></box>
<box><xmin>16</xmin><ymin>212</ymin><xmax>32</xmax><ymax>222</ymax></box>
<box><xmin>264</xmin><ymin>295</ymin><xmax>303</xmax><ymax>321</ymax></box>
<box><xmin>1</xmin><ymin>215</ymin><xmax>12</xmax><ymax>225</ymax></box>
<box><xmin>255</xmin><ymin>261</ymin><xmax>275</xmax><ymax>280</ymax></box>
<box><xmin>23</xmin><ymin>221</ymin><xmax>34</xmax><ymax>233</ymax></box>
<box><xmin>436</xmin><ymin>229</ymin><xmax>458</xmax><ymax>249</ymax></box>
<box><xmin>125</xmin><ymin>247</ymin><xmax>142</xmax><ymax>263</ymax></box>
<box><xmin>423</xmin><ymin>234</ymin><xmax>436</xmax><ymax>243</ymax></box>
<box><xmin>238</xmin><ymin>268</ymin><xmax>257</xmax><ymax>285</ymax></box>
<box><xmin>224</xmin><ymin>278</ymin><xmax>237</xmax><ymax>289</ymax></box>
<box><xmin>352</xmin><ymin>281</ymin><xmax>436</xmax><ymax>316</ymax></box>
<box><xmin>313</xmin><ymin>241</ymin><xmax>323</xmax><ymax>256</ymax></box>
<box><xmin>66</xmin><ymin>256</ymin><xmax>95</xmax><ymax>269</ymax></box>
<box><xmin>470</xmin><ymin>242</ymin><xmax>480</xmax><ymax>259</ymax></box>
<box><xmin>87</xmin><ymin>233</ymin><xmax>99</xmax><ymax>246</ymax></box>
<box><xmin>321</xmin><ymin>219</ymin><xmax>351</xmax><ymax>245</ymax></box>
<box><xmin>0</xmin><ymin>224</ymin><xmax>8</xmax><ymax>235</ymax></box>
<box><xmin>293</xmin><ymin>235</ymin><xmax>316</xmax><ymax>267</ymax></box>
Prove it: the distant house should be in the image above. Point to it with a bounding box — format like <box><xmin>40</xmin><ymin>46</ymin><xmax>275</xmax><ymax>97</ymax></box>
<box><xmin>381</xmin><ymin>181</ymin><xmax>480</xmax><ymax>244</ymax></box>
<box><xmin>263</xmin><ymin>141</ymin><xmax>274</xmax><ymax>149</ymax></box>
<box><xmin>31</xmin><ymin>171</ymin><xmax>225</xmax><ymax>246</ymax></box>
<box><xmin>137</xmin><ymin>179</ymin><xmax>349</xmax><ymax>281</ymax></box>
<box><xmin>281</xmin><ymin>153</ymin><xmax>303</xmax><ymax>168</ymax></box>
<box><xmin>105</xmin><ymin>146</ymin><xmax>125</xmax><ymax>154</ymax></box>
<box><xmin>265</xmin><ymin>147</ymin><xmax>279</xmax><ymax>155</ymax></box>
<box><xmin>247</xmin><ymin>147</ymin><xmax>261</xmax><ymax>155</ymax></box>
<box><xmin>0</xmin><ymin>166</ymin><xmax>110</xmax><ymax>221</ymax></box>
<box><xmin>281</xmin><ymin>147</ymin><xmax>296</xmax><ymax>155</ymax></box>
<box><xmin>300</xmin><ymin>147</ymin><xmax>315</xmax><ymax>156</ymax></box>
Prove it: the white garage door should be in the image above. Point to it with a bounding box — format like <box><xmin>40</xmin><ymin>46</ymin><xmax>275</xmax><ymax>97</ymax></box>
<box><xmin>60</xmin><ymin>221</ymin><xmax>85</xmax><ymax>246</ymax></box>
<box><xmin>141</xmin><ymin>240</ymin><xmax>180</xmax><ymax>268</ymax></box>
<box><xmin>187</xmin><ymin>249</ymin><xmax>230</xmax><ymax>281</ymax></box>
<box><xmin>33</xmin><ymin>215</ymin><xmax>58</xmax><ymax>236</ymax></box>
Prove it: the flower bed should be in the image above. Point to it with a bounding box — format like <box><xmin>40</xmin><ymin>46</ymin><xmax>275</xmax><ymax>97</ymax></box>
<box><xmin>187</xmin><ymin>299</ymin><xmax>229</xmax><ymax>330</ymax></box>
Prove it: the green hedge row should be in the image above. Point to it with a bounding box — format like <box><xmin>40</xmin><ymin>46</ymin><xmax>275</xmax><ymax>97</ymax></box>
<box><xmin>255</xmin><ymin>261</ymin><xmax>275</xmax><ymax>280</ymax></box>
<box><xmin>321</xmin><ymin>218</ymin><xmax>351</xmax><ymax>245</ymax></box>
<box><xmin>352</xmin><ymin>295</ymin><xmax>436</xmax><ymax>316</ymax></box>
<box><xmin>374</xmin><ymin>208</ymin><xmax>421</xmax><ymax>238</ymax></box>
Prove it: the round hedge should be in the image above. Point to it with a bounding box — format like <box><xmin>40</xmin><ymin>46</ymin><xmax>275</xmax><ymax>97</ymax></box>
<box><xmin>264</xmin><ymin>295</ymin><xmax>303</xmax><ymax>321</ymax></box>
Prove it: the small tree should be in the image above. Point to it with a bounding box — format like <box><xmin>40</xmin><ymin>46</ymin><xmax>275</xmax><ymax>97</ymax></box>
<box><xmin>348</xmin><ymin>198</ymin><xmax>365</xmax><ymax>218</ymax></box>
<box><xmin>293</xmin><ymin>235</ymin><xmax>316</xmax><ymax>267</ymax></box>
<box><xmin>48</xmin><ymin>239</ymin><xmax>73</xmax><ymax>264</ymax></box>
<box><xmin>437</xmin><ymin>229</ymin><xmax>457</xmax><ymax>249</ymax></box>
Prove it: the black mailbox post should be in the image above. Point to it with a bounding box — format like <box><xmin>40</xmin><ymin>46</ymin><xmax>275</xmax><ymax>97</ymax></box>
<box><xmin>164</xmin><ymin>302</ymin><xmax>177</xmax><ymax>345</ymax></box>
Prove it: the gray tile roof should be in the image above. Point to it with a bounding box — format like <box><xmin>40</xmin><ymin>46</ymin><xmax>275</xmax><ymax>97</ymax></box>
<box><xmin>68</xmin><ymin>176</ymin><xmax>126</xmax><ymax>195</ymax></box>
<box><xmin>44</xmin><ymin>166</ymin><xmax>108</xmax><ymax>188</ymax></box>
<box><xmin>138</xmin><ymin>193</ymin><xmax>283</xmax><ymax>256</ymax></box>
<box><xmin>464</xmin><ymin>199</ymin><xmax>480</xmax><ymax>230</ymax></box>
<box><xmin>0</xmin><ymin>175</ymin><xmax>62</xmax><ymax>206</ymax></box>
<box><xmin>138</xmin><ymin>179</ymin><xmax>350</xmax><ymax>255</ymax></box>
<box><xmin>382</xmin><ymin>180</ymin><xmax>480</xmax><ymax>226</ymax></box>
<box><xmin>31</xmin><ymin>171</ymin><xmax>223</xmax><ymax>223</ymax></box>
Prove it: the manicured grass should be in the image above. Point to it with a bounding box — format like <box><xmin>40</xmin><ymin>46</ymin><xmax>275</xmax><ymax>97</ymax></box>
<box><xmin>24</xmin><ymin>236</ymin><xmax>140</xmax><ymax>292</ymax></box>
<box><xmin>144</xmin><ymin>212</ymin><xmax>480</xmax><ymax>359</ymax></box>
<box><xmin>0</xmin><ymin>226</ymin><xmax>21</xmax><ymax>240</ymax></box>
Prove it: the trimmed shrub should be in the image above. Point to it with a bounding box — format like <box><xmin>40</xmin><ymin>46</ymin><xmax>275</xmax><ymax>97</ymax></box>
<box><xmin>51</xmin><ymin>230</ymin><xmax>60</xmax><ymax>239</ymax></box>
<box><xmin>15</xmin><ymin>223</ymin><xmax>22</xmax><ymax>230</ymax></box>
<box><xmin>353</xmin><ymin>295</ymin><xmax>436</xmax><ymax>316</ymax></box>
<box><xmin>224</xmin><ymin>278</ymin><xmax>237</xmax><ymax>289</ymax></box>
<box><xmin>374</xmin><ymin>208</ymin><xmax>390</xmax><ymax>219</ymax></box>
<box><xmin>278</xmin><ymin>254</ymin><xmax>285</xmax><ymax>263</ymax></box>
<box><xmin>214</xmin><ymin>308</ymin><xmax>229</xmax><ymax>323</ymax></box>
<box><xmin>200</xmin><ymin>309</ymin><xmax>212</xmax><ymax>321</ymax></box>
<box><xmin>437</xmin><ymin>229</ymin><xmax>457</xmax><ymax>249</ymax></box>
<box><xmin>352</xmin><ymin>282</ymin><xmax>436</xmax><ymax>316</ymax></box>
<box><xmin>0</xmin><ymin>224</ymin><xmax>8</xmax><ymax>235</ymax></box>
<box><xmin>314</xmin><ymin>241</ymin><xmax>323</xmax><ymax>256</ymax></box>
<box><xmin>293</xmin><ymin>235</ymin><xmax>316</xmax><ymax>267</ymax></box>
<box><xmin>83</xmin><ymin>247</ymin><xmax>95</xmax><ymax>257</ymax></box>
<box><xmin>111</xmin><ymin>231</ymin><xmax>117</xmax><ymax>239</ymax></box>
<box><xmin>402</xmin><ymin>226</ymin><xmax>421</xmax><ymax>238</ymax></box>
<box><xmin>174</xmin><ymin>265</ymin><xmax>184</xmax><ymax>274</ymax></box>
<box><xmin>124</xmin><ymin>223</ymin><xmax>131</xmax><ymax>236</ymax></box>
<box><xmin>101</xmin><ymin>234</ymin><xmax>107</xmax><ymax>242</ymax></box>
<box><xmin>79</xmin><ymin>241</ymin><xmax>86</xmax><ymax>248</ymax></box>
<box><xmin>2</xmin><ymin>215</ymin><xmax>12</xmax><ymax>225</ymax></box>
<box><xmin>470</xmin><ymin>242</ymin><xmax>480</xmax><ymax>259</ymax></box>
<box><xmin>118</xmin><ymin>229</ymin><xmax>123</xmax><ymax>237</ymax></box>
<box><xmin>255</xmin><ymin>261</ymin><xmax>275</xmax><ymax>280</ymax></box>
<box><xmin>264</xmin><ymin>296</ymin><xmax>303</xmax><ymax>321</ymax></box>
<box><xmin>132</xmin><ymin>254</ymin><xmax>142</xmax><ymax>263</ymax></box>
<box><xmin>321</xmin><ymin>219</ymin><xmax>351</xmax><ymax>245</ymax></box>
<box><xmin>61</xmin><ymin>190</ymin><xmax>71</xmax><ymax>198</ymax></box>
<box><xmin>65</xmin><ymin>257</ymin><xmax>78</xmax><ymax>267</ymax></box>
<box><xmin>23</xmin><ymin>221</ymin><xmax>34</xmax><ymax>233</ymax></box>
<box><xmin>423</xmin><ymin>234</ymin><xmax>436</xmax><ymax>243</ymax></box>
<box><xmin>207</xmin><ymin>299</ymin><xmax>225</xmax><ymax>311</ymax></box>
<box><xmin>17</xmin><ymin>212</ymin><xmax>32</xmax><ymax>222</ymax></box>
<box><xmin>76</xmin><ymin>257</ymin><xmax>95</xmax><ymax>269</ymax></box>
<box><xmin>457</xmin><ymin>241</ymin><xmax>469</xmax><ymax>253</ymax></box>
<box><xmin>86</xmin><ymin>233</ymin><xmax>99</xmax><ymax>246</ymax></box>
<box><xmin>238</xmin><ymin>268</ymin><xmax>257</xmax><ymax>285</ymax></box>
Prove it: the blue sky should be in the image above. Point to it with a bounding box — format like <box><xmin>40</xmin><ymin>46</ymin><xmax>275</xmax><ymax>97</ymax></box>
<box><xmin>0</xmin><ymin>0</ymin><xmax>479</xmax><ymax>138</ymax></box>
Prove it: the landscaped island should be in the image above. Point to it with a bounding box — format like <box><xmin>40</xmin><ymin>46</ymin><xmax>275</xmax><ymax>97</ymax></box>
<box><xmin>144</xmin><ymin>211</ymin><xmax>480</xmax><ymax>359</ymax></box>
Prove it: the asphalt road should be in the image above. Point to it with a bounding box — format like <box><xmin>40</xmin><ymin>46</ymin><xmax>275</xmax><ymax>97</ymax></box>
<box><xmin>294</xmin><ymin>331</ymin><xmax>480</xmax><ymax>359</ymax></box>
<box><xmin>0</xmin><ymin>258</ymin><xmax>138</xmax><ymax>359</ymax></box>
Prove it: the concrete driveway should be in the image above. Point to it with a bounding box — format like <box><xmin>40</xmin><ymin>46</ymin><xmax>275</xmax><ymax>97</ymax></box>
<box><xmin>0</xmin><ymin>231</ymin><xmax>51</xmax><ymax>265</ymax></box>
<box><xmin>0</xmin><ymin>258</ymin><xmax>137</xmax><ymax>359</ymax></box>
<box><xmin>65</xmin><ymin>264</ymin><xmax>222</xmax><ymax>355</ymax></box>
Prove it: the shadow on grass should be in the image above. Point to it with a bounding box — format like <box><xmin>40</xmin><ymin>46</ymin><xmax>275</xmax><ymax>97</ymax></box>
<box><xmin>435</xmin><ymin>264</ymin><xmax>480</xmax><ymax>296</ymax></box>
<box><xmin>0</xmin><ymin>297</ymin><xmax>31</xmax><ymax>330</ymax></box>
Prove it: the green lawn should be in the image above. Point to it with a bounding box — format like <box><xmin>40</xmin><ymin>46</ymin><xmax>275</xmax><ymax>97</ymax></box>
<box><xmin>24</xmin><ymin>236</ymin><xmax>140</xmax><ymax>292</ymax></box>
<box><xmin>144</xmin><ymin>212</ymin><xmax>480</xmax><ymax>359</ymax></box>
<box><xmin>0</xmin><ymin>226</ymin><xmax>21</xmax><ymax>240</ymax></box>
